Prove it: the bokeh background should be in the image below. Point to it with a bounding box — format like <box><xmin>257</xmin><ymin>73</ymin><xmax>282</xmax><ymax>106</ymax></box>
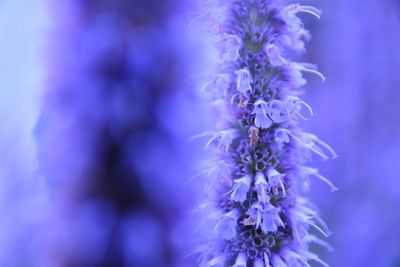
<box><xmin>0</xmin><ymin>0</ymin><xmax>399</xmax><ymax>266</ymax></box>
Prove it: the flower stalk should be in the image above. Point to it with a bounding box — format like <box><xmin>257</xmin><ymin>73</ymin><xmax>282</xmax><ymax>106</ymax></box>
<box><xmin>194</xmin><ymin>0</ymin><xmax>336</xmax><ymax>266</ymax></box>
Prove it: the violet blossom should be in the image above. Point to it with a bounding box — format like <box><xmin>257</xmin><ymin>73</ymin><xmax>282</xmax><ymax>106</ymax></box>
<box><xmin>193</xmin><ymin>1</ymin><xmax>336</xmax><ymax>266</ymax></box>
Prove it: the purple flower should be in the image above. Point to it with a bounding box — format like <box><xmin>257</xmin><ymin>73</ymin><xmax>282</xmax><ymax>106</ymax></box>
<box><xmin>244</xmin><ymin>202</ymin><xmax>263</xmax><ymax>228</ymax></box>
<box><xmin>266</xmin><ymin>168</ymin><xmax>286</xmax><ymax>196</ymax></box>
<box><xmin>230</xmin><ymin>175</ymin><xmax>252</xmax><ymax>203</ymax></box>
<box><xmin>253</xmin><ymin>100</ymin><xmax>273</xmax><ymax>129</ymax></box>
<box><xmin>214</xmin><ymin>210</ymin><xmax>240</xmax><ymax>240</ymax></box>
<box><xmin>207</xmin><ymin>255</ymin><xmax>227</xmax><ymax>267</ymax></box>
<box><xmin>216</xmin><ymin>34</ymin><xmax>242</xmax><ymax>62</ymax></box>
<box><xmin>233</xmin><ymin>253</ymin><xmax>248</xmax><ymax>267</ymax></box>
<box><xmin>235</xmin><ymin>68</ymin><xmax>253</xmax><ymax>94</ymax></box>
<box><xmin>206</xmin><ymin>129</ymin><xmax>239</xmax><ymax>152</ymax></box>
<box><xmin>261</xmin><ymin>203</ymin><xmax>285</xmax><ymax>233</ymax></box>
<box><xmin>266</xmin><ymin>100</ymin><xmax>289</xmax><ymax>123</ymax></box>
<box><xmin>255</xmin><ymin>172</ymin><xmax>270</xmax><ymax>204</ymax></box>
<box><xmin>265</xmin><ymin>44</ymin><xmax>287</xmax><ymax>67</ymax></box>
<box><xmin>194</xmin><ymin>1</ymin><xmax>336</xmax><ymax>266</ymax></box>
<box><xmin>274</xmin><ymin>129</ymin><xmax>290</xmax><ymax>144</ymax></box>
<box><xmin>201</xmin><ymin>74</ymin><xmax>231</xmax><ymax>100</ymax></box>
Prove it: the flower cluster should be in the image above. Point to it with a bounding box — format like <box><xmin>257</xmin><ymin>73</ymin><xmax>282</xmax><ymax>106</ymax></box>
<box><xmin>194</xmin><ymin>0</ymin><xmax>336</xmax><ymax>266</ymax></box>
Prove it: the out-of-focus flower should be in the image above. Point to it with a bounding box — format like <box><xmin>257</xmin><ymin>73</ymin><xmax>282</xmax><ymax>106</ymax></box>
<box><xmin>35</xmin><ymin>0</ymin><xmax>203</xmax><ymax>266</ymax></box>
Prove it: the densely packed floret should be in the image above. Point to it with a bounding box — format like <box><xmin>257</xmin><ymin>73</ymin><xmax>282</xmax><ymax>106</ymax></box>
<box><xmin>192</xmin><ymin>0</ymin><xmax>337</xmax><ymax>266</ymax></box>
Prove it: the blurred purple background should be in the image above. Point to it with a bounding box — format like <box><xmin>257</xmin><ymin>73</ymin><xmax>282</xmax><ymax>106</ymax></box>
<box><xmin>304</xmin><ymin>0</ymin><xmax>400</xmax><ymax>266</ymax></box>
<box><xmin>0</xmin><ymin>0</ymin><xmax>399</xmax><ymax>266</ymax></box>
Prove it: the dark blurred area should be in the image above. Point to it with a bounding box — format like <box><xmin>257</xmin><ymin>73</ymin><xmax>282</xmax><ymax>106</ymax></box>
<box><xmin>34</xmin><ymin>0</ymin><xmax>202</xmax><ymax>266</ymax></box>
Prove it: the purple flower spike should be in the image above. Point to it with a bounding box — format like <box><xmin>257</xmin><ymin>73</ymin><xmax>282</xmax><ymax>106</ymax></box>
<box><xmin>194</xmin><ymin>1</ymin><xmax>336</xmax><ymax>266</ymax></box>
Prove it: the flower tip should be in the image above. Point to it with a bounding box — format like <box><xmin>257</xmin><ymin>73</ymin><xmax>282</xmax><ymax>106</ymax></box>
<box><xmin>316</xmin><ymin>9</ymin><xmax>322</xmax><ymax>20</ymax></box>
<box><xmin>300</xmin><ymin>5</ymin><xmax>322</xmax><ymax>20</ymax></box>
<box><xmin>317</xmin><ymin>72</ymin><xmax>326</xmax><ymax>83</ymax></box>
<box><xmin>313</xmin><ymin>10</ymin><xmax>322</xmax><ymax>20</ymax></box>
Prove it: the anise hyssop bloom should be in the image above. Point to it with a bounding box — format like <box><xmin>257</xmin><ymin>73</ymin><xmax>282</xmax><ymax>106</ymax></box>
<box><xmin>193</xmin><ymin>0</ymin><xmax>337</xmax><ymax>266</ymax></box>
